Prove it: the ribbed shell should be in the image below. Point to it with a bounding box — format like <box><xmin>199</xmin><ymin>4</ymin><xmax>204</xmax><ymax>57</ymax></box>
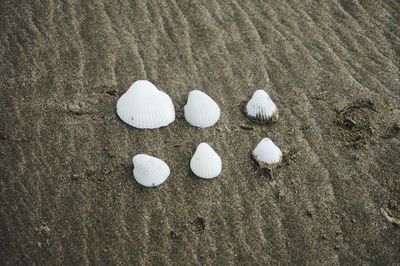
<box><xmin>190</xmin><ymin>143</ymin><xmax>222</xmax><ymax>179</ymax></box>
<box><xmin>245</xmin><ymin>90</ymin><xmax>278</xmax><ymax>122</ymax></box>
<box><xmin>117</xmin><ymin>80</ymin><xmax>175</xmax><ymax>129</ymax></box>
<box><xmin>253</xmin><ymin>138</ymin><xmax>282</xmax><ymax>165</ymax></box>
<box><xmin>184</xmin><ymin>90</ymin><xmax>220</xmax><ymax>128</ymax></box>
<box><xmin>133</xmin><ymin>154</ymin><xmax>170</xmax><ymax>187</ymax></box>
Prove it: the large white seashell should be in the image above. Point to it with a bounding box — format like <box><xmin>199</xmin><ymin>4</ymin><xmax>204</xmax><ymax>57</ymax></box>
<box><xmin>184</xmin><ymin>90</ymin><xmax>220</xmax><ymax>128</ymax></box>
<box><xmin>245</xmin><ymin>90</ymin><xmax>278</xmax><ymax>122</ymax></box>
<box><xmin>133</xmin><ymin>154</ymin><xmax>170</xmax><ymax>187</ymax></box>
<box><xmin>253</xmin><ymin>138</ymin><xmax>282</xmax><ymax>165</ymax></box>
<box><xmin>190</xmin><ymin>143</ymin><xmax>222</xmax><ymax>179</ymax></box>
<box><xmin>117</xmin><ymin>80</ymin><xmax>175</xmax><ymax>129</ymax></box>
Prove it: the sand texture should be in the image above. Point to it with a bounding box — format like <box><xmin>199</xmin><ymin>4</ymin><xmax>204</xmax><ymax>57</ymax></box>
<box><xmin>1</xmin><ymin>0</ymin><xmax>400</xmax><ymax>265</ymax></box>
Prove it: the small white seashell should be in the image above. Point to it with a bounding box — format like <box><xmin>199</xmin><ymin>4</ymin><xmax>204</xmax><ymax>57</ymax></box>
<box><xmin>117</xmin><ymin>80</ymin><xmax>175</xmax><ymax>129</ymax></box>
<box><xmin>184</xmin><ymin>90</ymin><xmax>220</xmax><ymax>128</ymax></box>
<box><xmin>190</xmin><ymin>143</ymin><xmax>222</xmax><ymax>179</ymax></box>
<box><xmin>253</xmin><ymin>138</ymin><xmax>282</xmax><ymax>166</ymax></box>
<box><xmin>132</xmin><ymin>154</ymin><xmax>170</xmax><ymax>187</ymax></box>
<box><xmin>245</xmin><ymin>90</ymin><xmax>278</xmax><ymax>122</ymax></box>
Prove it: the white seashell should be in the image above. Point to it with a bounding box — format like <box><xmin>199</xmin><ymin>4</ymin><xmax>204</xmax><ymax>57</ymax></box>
<box><xmin>190</xmin><ymin>143</ymin><xmax>222</xmax><ymax>179</ymax></box>
<box><xmin>117</xmin><ymin>80</ymin><xmax>175</xmax><ymax>129</ymax></box>
<box><xmin>184</xmin><ymin>90</ymin><xmax>220</xmax><ymax>128</ymax></box>
<box><xmin>132</xmin><ymin>154</ymin><xmax>170</xmax><ymax>187</ymax></box>
<box><xmin>253</xmin><ymin>138</ymin><xmax>282</xmax><ymax>166</ymax></box>
<box><xmin>245</xmin><ymin>90</ymin><xmax>278</xmax><ymax>122</ymax></box>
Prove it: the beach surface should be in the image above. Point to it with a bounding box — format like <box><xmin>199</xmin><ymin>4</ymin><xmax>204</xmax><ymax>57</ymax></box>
<box><xmin>1</xmin><ymin>0</ymin><xmax>399</xmax><ymax>264</ymax></box>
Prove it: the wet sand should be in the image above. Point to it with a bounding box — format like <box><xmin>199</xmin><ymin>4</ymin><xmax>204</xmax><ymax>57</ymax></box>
<box><xmin>1</xmin><ymin>0</ymin><xmax>399</xmax><ymax>264</ymax></box>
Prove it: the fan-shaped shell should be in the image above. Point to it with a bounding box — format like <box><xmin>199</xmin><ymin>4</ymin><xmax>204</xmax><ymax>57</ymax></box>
<box><xmin>245</xmin><ymin>90</ymin><xmax>278</xmax><ymax>122</ymax></box>
<box><xmin>184</xmin><ymin>90</ymin><xmax>220</xmax><ymax>128</ymax></box>
<box><xmin>117</xmin><ymin>80</ymin><xmax>175</xmax><ymax>129</ymax></box>
<box><xmin>133</xmin><ymin>154</ymin><xmax>170</xmax><ymax>187</ymax></box>
<box><xmin>190</xmin><ymin>143</ymin><xmax>222</xmax><ymax>179</ymax></box>
<box><xmin>253</xmin><ymin>138</ymin><xmax>282</xmax><ymax>165</ymax></box>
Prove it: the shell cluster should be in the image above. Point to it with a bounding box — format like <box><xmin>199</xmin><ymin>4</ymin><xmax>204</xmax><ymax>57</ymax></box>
<box><xmin>116</xmin><ymin>80</ymin><xmax>283</xmax><ymax>187</ymax></box>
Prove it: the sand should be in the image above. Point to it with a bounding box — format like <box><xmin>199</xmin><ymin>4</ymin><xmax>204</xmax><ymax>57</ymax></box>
<box><xmin>1</xmin><ymin>0</ymin><xmax>399</xmax><ymax>265</ymax></box>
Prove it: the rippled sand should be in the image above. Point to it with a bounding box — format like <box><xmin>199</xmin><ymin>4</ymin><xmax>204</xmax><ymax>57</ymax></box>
<box><xmin>1</xmin><ymin>1</ymin><xmax>399</xmax><ymax>264</ymax></box>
